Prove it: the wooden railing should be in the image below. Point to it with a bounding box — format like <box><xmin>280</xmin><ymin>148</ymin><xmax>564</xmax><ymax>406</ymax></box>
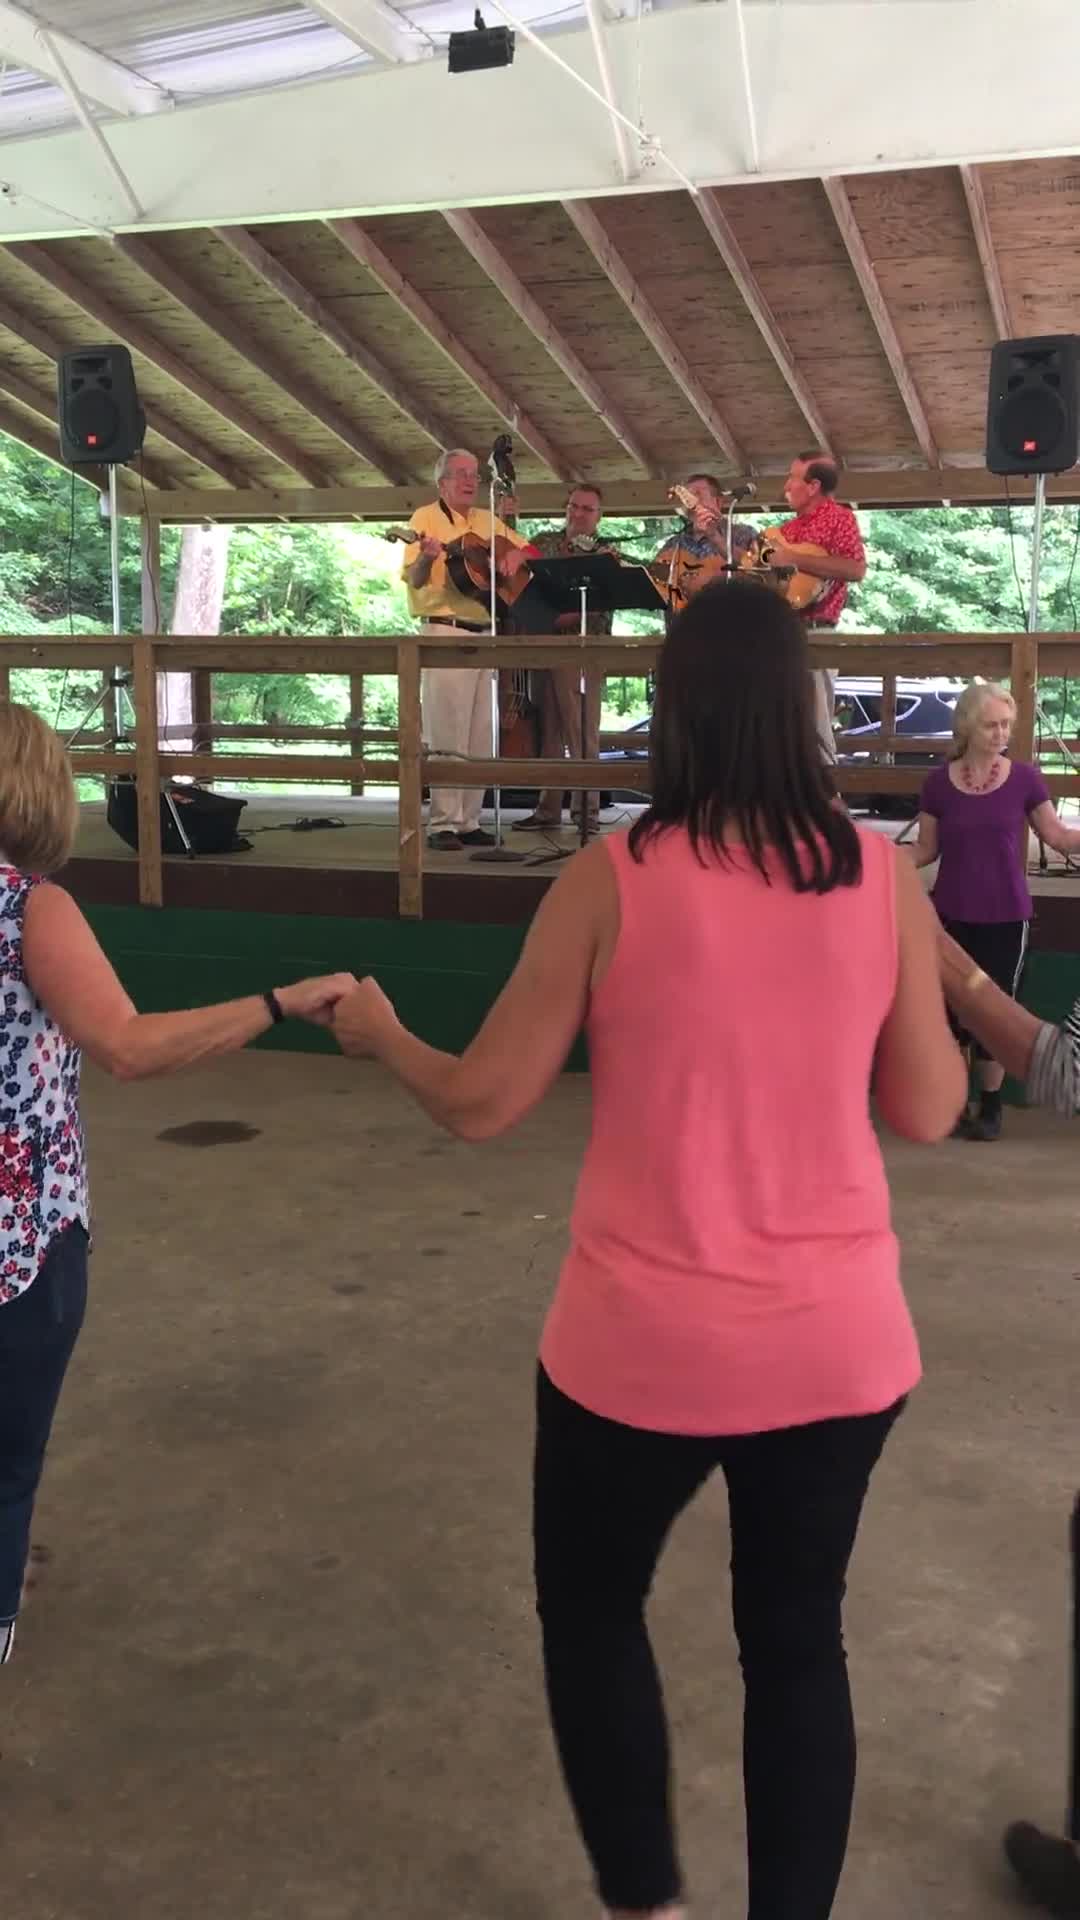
<box><xmin>4</xmin><ymin>628</ymin><xmax>1080</xmax><ymax>919</ymax></box>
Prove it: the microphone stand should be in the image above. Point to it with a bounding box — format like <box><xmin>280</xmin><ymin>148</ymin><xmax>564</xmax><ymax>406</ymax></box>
<box><xmin>468</xmin><ymin>459</ymin><xmax>526</xmax><ymax>864</ymax></box>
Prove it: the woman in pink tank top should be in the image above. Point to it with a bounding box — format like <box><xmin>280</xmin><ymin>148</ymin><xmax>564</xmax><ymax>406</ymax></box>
<box><xmin>335</xmin><ymin>581</ymin><xmax>966</xmax><ymax>1920</ymax></box>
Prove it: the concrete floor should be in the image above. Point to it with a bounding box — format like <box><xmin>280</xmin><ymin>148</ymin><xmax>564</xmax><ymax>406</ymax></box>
<box><xmin>4</xmin><ymin>1053</ymin><xmax>1080</xmax><ymax>1919</ymax></box>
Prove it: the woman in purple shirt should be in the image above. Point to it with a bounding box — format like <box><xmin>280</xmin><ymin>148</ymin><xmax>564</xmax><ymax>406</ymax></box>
<box><xmin>912</xmin><ymin>680</ymin><xmax>1080</xmax><ymax>1139</ymax></box>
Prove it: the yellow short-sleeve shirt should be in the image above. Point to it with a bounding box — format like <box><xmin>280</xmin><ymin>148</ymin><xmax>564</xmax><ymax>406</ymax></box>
<box><xmin>402</xmin><ymin>499</ymin><xmax>528</xmax><ymax>625</ymax></box>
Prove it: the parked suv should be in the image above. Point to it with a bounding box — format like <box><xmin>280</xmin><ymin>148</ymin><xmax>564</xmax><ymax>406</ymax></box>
<box><xmin>834</xmin><ymin>676</ymin><xmax>962</xmax><ymax>815</ymax></box>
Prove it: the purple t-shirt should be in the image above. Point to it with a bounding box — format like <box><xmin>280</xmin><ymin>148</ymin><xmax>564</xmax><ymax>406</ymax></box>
<box><xmin>920</xmin><ymin>758</ymin><xmax>1050</xmax><ymax>923</ymax></box>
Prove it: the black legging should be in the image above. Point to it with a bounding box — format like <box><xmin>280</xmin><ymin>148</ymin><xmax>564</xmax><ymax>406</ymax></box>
<box><xmin>533</xmin><ymin>1366</ymin><xmax>902</xmax><ymax>1916</ymax></box>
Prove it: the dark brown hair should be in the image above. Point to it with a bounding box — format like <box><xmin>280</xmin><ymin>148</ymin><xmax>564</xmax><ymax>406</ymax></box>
<box><xmin>797</xmin><ymin>453</ymin><xmax>839</xmax><ymax>495</ymax></box>
<box><xmin>629</xmin><ymin>579</ymin><xmax>861</xmax><ymax>893</ymax></box>
<box><xmin>568</xmin><ymin>482</ymin><xmax>603</xmax><ymax>504</ymax></box>
<box><xmin>686</xmin><ymin>472</ymin><xmax>725</xmax><ymax>499</ymax></box>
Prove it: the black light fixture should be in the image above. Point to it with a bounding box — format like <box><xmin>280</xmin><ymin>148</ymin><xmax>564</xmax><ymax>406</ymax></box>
<box><xmin>448</xmin><ymin>9</ymin><xmax>515</xmax><ymax>73</ymax></box>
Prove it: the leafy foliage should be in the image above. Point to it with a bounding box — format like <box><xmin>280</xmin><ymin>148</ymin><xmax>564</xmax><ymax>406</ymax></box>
<box><xmin>1</xmin><ymin>438</ymin><xmax>1078</xmax><ymax>738</ymax></box>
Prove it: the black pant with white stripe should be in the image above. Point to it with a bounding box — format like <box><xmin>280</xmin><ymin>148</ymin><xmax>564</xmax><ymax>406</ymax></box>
<box><xmin>940</xmin><ymin>917</ymin><xmax>1029</xmax><ymax>1060</ymax></box>
<box><xmin>0</xmin><ymin>1223</ymin><xmax>88</xmax><ymax>1658</ymax></box>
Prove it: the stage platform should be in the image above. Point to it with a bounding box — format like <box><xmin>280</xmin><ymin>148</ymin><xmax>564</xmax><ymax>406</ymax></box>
<box><xmin>64</xmin><ymin>788</ymin><xmax>1080</xmax><ymax>940</ymax></box>
<box><xmin>59</xmin><ymin>789</ymin><xmax>1080</xmax><ymax>1065</ymax></box>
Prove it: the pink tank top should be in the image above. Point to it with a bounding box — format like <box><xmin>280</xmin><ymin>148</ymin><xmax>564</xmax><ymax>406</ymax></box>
<box><xmin>540</xmin><ymin>826</ymin><xmax>921</xmax><ymax>1435</ymax></box>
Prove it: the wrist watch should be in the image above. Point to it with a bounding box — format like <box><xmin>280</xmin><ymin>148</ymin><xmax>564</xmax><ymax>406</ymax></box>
<box><xmin>263</xmin><ymin>989</ymin><xmax>285</xmax><ymax>1024</ymax></box>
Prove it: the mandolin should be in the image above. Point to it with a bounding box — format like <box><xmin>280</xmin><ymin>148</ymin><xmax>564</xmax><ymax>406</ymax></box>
<box><xmin>383</xmin><ymin>523</ymin><xmax>531</xmax><ymax>608</ymax></box>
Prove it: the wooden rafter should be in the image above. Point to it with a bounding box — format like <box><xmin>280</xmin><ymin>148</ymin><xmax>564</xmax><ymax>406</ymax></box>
<box><xmin>562</xmin><ymin>198</ymin><xmax>748</xmax><ymax>473</ymax></box>
<box><xmin>327</xmin><ymin>218</ymin><xmax>578</xmax><ymax>482</ymax></box>
<box><xmin>694</xmin><ymin>187</ymin><xmax>834</xmax><ymax>455</ymax></box>
<box><xmin>212</xmin><ymin>224</ymin><xmax>459</xmax><ymax>455</ymax></box>
<box><xmin>821</xmin><ymin>178</ymin><xmax>940</xmax><ymax>468</ymax></box>
<box><xmin>443</xmin><ymin>209</ymin><xmax>656</xmax><ymax>476</ymax></box>
<box><xmin>112</xmin><ymin>235</ymin><xmax>407</xmax><ymax>484</ymax></box>
<box><xmin>0</xmin><ymin>361</ymin><xmax>175</xmax><ymax>491</ymax></box>
<box><xmin>0</xmin><ymin>287</ymin><xmax>246</xmax><ymax>489</ymax></box>
<box><xmin>959</xmin><ymin>164</ymin><xmax>1012</xmax><ymax>341</ymax></box>
<box><xmin>0</xmin><ymin>393</ymin><xmax>115</xmax><ymax>492</ymax></box>
<box><xmin>7</xmin><ymin>241</ymin><xmax>335</xmax><ymax>489</ymax></box>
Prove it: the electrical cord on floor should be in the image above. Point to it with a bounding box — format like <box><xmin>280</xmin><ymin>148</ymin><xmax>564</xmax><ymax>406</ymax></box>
<box><xmin>246</xmin><ymin>817</ymin><xmax>347</xmax><ymax>835</ymax></box>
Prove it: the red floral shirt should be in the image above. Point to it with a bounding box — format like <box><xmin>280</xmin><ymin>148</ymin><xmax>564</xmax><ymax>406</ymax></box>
<box><xmin>779</xmin><ymin>497</ymin><xmax>865</xmax><ymax>629</ymax></box>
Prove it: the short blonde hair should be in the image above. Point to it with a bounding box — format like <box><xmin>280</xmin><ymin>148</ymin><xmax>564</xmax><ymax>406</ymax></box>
<box><xmin>950</xmin><ymin>679</ymin><xmax>1016</xmax><ymax>760</ymax></box>
<box><xmin>0</xmin><ymin>702</ymin><xmax>79</xmax><ymax>874</ymax></box>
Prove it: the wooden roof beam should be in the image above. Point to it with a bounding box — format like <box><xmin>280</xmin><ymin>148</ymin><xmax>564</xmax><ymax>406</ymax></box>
<box><xmin>959</xmin><ymin>164</ymin><xmax>1012</xmax><ymax>340</ymax></box>
<box><xmin>111</xmin><ymin>235</ymin><xmax>408</xmax><ymax>484</ymax></box>
<box><xmin>213</xmin><ymin>224</ymin><xmax>459</xmax><ymax>456</ymax></box>
<box><xmin>821</xmin><ymin>177</ymin><xmax>940</xmax><ymax>469</ymax></box>
<box><xmin>7</xmin><ymin>241</ymin><xmax>336</xmax><ymax>489</ymax></box>
<box><xmin>327</xmin><ymin>218</ymin><xmax>578</xmax><ymax>483</ymax></box>
<box><xmin>443</xmin><ymin>209</ymin><xmax>656</xmax><ymax>476</ymax></box>
<box><xmin>694</xmin><ymin>187</ymin><xmax>834</xmax><ymax>456</ymax></box>
<box><xmin>0</xmin><ymin>0</ymin><xmax>171</xmax><ymax>117</ymax></box>
<box><xmin>562</xmin><ymin>198</ymin><xmax>748</xmax><ymax>474</ymax></box>
<box><xmin>305</xmin><ymin>0</ymin><xmax>428</xmax><ymax>64</ymax></box>
<box><xmin>0</xmin><ymin>286</ymin><xmax>247</xmax><ymax>489</ymax></box>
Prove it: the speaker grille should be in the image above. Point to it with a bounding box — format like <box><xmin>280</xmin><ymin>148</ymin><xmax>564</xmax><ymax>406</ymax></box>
<box><xmin>999</xmin><ymin>384</ymin><xmax>1067</xmax><ymax>459</ymax></box>
<box><xmin>67</xmin><ymin>388</ymin><xmax>119</xmax><ymax>453</ymax></box>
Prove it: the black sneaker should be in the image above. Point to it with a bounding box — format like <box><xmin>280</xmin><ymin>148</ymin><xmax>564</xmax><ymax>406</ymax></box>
<box><xmin>951</xmin><ymin>1109</ymin><xmax>974</xmax><ymax>1140</ymax></box>
<box><xmin>459</xmin><ymin>829</ymin><xmax>497</xmax><ymax>848</ymax></box>
<box><xmin>970</xmin><ymin>1100</ymin><xmax>1003</xmax><ymax>1141</ymax></box>
<box><xmin>1004</xmin><ymin>1822</ymin><xmax>1080</xmax><ymax>1915</ymax></box>
<box><xmin>427</xmin><ymin>830</ymin><xmax>464</xmax><ymax>852</ymax></box>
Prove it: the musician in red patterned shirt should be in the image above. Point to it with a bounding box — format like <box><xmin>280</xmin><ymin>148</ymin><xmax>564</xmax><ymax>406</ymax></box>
<box><xmin>765</xmin><ymin>454</ymin><xmax>867</xmax><ymax>762</ymax></box>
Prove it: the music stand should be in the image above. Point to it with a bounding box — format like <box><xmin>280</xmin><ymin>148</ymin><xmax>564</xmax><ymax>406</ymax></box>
<box><xmin>526</xmin><ymin>554</ymin><xmax>664</xmax><ymax>860</ymax></box>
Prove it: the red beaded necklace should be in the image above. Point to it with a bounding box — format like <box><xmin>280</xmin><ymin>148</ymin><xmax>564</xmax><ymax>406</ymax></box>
<box><xmin>959</xmin><ymin>756</ymin><xmax>1003</xmax><ymax>794</ymax></box>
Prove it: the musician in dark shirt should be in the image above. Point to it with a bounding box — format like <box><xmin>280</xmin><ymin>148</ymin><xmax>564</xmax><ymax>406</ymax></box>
<box><xmin>514</xmin><ymin>484</ymin><xmax>616</xmax><ymax>835</ymax></box>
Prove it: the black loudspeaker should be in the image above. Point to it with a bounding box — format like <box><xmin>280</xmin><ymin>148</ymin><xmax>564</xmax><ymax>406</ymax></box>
<box><xmin>57</xmin><ymin>345</ymin><xmax>146</xmax><ymax>465</ymax></box>
<box><xmin>107</xmin><ymin>780</ymin><xmax>247</xmax><ymax>857</ymax></box>
<box><xmin>986</xmin><ymin>335</ymin><xmax>1080</xmax><ymax>475</ymax></box>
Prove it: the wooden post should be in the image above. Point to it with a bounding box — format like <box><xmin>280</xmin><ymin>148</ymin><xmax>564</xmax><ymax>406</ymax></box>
<box><xmin>131</xmin><ymin>636</ymin><xmax>164</xmax><ymax>907</ymax></box>
<box><xmin>141</xmin><ymin>515</ymin><xmax>161</xmax><ymax>636</ymax></box>
<box><xmin>349</xmin><ymin>672</ymin><xmax>365</xmax><ymax>796</ymax></box>
<box><xmin>192</xmin><ymin>671</ymin><xmax>213</xmax><ymax>757</ymax></box>
<box><xmin>0</xmin><ymin>660</ymin><xmax>9</xmax><ymax>706</ymax></box>
<box><xmin>1011</xmin><ymin>630</ymin><xmax>1039</xmax><ymax>872</ymax></box>
<box><xmin>397</xmin><ymin>641</ymin><xmax>422</xmax><ymax>919</ymax></box>
<box><xmin>1011</xmin><ymin>631</ymin><xmax>1038</xmax><ymax>763</ymax></box>
<box><xmin>878</xmin><ymin>672</ymin><xmax>897</xmax><ymax>762</ymax></box>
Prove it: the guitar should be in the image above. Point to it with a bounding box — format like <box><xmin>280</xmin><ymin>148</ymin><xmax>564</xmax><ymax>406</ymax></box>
<box><xmin>738</xmin><ymin>530</ymin><xmax>829</xmax><ymax>612</ymax></box>
<box><xmin>383</xmin><ymin>523</ymin><xmax>531</xmax><ymax>609</ymax></box>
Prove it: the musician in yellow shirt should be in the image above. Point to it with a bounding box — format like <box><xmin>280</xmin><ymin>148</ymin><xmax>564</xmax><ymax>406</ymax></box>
<box><xmin>402</xmin><ymin>449</ymin><xmax>529</xmax><ymax>852</ymax></box>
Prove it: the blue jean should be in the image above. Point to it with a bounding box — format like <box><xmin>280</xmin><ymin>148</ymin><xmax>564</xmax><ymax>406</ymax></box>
<box><xmin>0</xmin><ymin>1223</ymin><xmax>88</xmax><ymax>1626</ymax></box>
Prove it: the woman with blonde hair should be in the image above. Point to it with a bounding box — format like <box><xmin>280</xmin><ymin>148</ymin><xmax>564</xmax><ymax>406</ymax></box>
<box><xmin>0</xmin><ymin>702</ymin><xmax>354</xmax><ymax>1666</ymax></box>
<box><xmin>911</xmin><ymin>678</ymin><xmax>1080</xmax><ymax>1139</ymax></box>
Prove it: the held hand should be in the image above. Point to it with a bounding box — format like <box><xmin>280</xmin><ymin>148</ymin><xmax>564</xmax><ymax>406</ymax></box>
<box><xmin>498</xmin><ymin>492</ymin><xmax>519</xmax><ymax>520</ymax></box>
<box><xmin>419</xmin><ymin>534</ymin><xmax>442</xmax><ymax>559</ymax></box>
<box><xmin>691</xmin><ymin>506</ymin><xmax>722</xmax><ymax>540</ymax></box>
<box><xmin>273</xmin><ymin>973</ymin><xmax>358</xmax><ymax>1028</ymax></box>
<box><xmin>765</xmin><ymin>542</ymin><xmax>798</xmax><ymax>571</ymax></box>
<box><xmin>332</xmin><ymin>977</ymin><xmax>399</xmax><ymax>1058</ymax></box>
<box><xmin>497</xmin><ymin>546</ymin><xmax>528</xmax><ymax>579</ymax></box>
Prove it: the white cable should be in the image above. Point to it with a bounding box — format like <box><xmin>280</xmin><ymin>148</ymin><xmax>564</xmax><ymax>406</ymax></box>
<box><xmin>485</xmin><ymin>0</ymin><xmax>699</xmax><ymax>196</ymax></box>
<box><xmin>0</xmin><ymin>179</ymin><xmax>115</xmax><ymax>237</ymax></box>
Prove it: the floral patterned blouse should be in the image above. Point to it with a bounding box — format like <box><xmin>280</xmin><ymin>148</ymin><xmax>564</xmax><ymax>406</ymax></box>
<box><xmin>0</xmin><ymin>869</ymin><xmax>88</xmax><ymax>1304</ymax></box>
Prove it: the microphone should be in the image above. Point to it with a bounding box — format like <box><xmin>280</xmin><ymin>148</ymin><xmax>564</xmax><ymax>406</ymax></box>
<box><xmin>491</xmin><ymin>432</ymin><xmax>516</xmax><ymax>492</ymax></box>
<box><xmin>729</xmin><ymin>479</ymin><xmax>756</xmax><ymax>500</ymax></box>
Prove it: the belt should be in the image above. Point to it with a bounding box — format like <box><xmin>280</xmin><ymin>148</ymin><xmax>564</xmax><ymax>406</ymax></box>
<box><xmin>422</xmin><ymin>617</ymin><xmax>488</xmax><ymax>633</ymax></box>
